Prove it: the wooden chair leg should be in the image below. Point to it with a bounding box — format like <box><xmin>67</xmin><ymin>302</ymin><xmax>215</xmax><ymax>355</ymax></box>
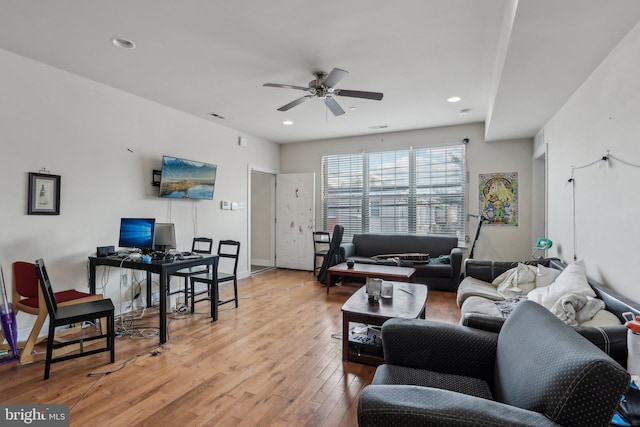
<box><xmin>19</xmin><ymin>311</ymin><xmax>48</xmax><ymax>364</ymax></box>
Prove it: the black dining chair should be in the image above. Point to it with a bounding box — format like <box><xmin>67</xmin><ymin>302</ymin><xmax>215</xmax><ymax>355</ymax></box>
<box><xmin>34</xmin><ymin>258</ymin><xmax>115</xmax><ymax>380</ymax></box>
<box><xmin>312</xmin><ymin>231</ymin><xmax>331</xmax><ymax>275</ymax></box>
<box><xmin>169</xmin><ymin>237</ymin><xmax>214</xmax><ymax>308</ymax></box>
<box><xmin>191</xmin><ymin>240</ymin><xmax>240</xmax><ymax>317</ymax></box>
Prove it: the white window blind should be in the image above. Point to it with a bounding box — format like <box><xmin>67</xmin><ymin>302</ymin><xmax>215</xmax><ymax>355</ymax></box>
<box><xmin>322</xmin><ymin>146</ymin><xmax>466</xmax><ymax>243</ymax></box>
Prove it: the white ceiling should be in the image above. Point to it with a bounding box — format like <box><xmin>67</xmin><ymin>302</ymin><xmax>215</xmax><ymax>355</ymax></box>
<box><xmin>1</xmin><ymin>0</ymin><xmax>639</xmax><ymax>144</ymax></box>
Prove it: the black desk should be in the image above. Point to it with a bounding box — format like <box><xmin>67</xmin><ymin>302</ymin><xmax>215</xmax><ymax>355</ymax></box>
<box><xmin>88</xmin><ymin>254</ymin><xmax>219</xmax><ymax>344</ymax></box>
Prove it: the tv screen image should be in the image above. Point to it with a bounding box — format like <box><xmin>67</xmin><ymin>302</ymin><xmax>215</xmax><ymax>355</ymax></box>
<box><xmin>118</xmin><ymin>218</ymin><xmax>156</xmax><ymax>251</ymax></box>
<box><xmin>159</xmin><ymin>155</ymin><xmax>217</xmax><ymax>200</ymax></box>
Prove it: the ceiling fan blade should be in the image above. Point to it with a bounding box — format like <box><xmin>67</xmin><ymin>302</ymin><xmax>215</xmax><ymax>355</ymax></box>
<box><xmin>263</xmin><ymin>83</ymin><xmax>311</xmax><ymax>92</ymax></box>
<box><xmin>277</xmin><ymin>95</ymin><xmax>313</xmax><ymax>111</ymax></box>
<box><xmin>335</xmin><ymin>89</ymin><xmax>384</xmax><ymax>101</ymax></box>
<box><xmin>324</xmin><ymin>96</ymin><xmax>345</xmax><ymax>116</ymax></box>
<box><xmin>322</xmin><ymin>68</ymin><xmax>349</xmax><ymax>88</ymax></box>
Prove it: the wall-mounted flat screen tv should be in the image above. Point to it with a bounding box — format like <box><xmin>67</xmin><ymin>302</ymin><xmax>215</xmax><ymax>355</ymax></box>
<box><xmin>159</xmin><ymin>155</ymin><xmax>217</xmax><ymax>200</ymax></box>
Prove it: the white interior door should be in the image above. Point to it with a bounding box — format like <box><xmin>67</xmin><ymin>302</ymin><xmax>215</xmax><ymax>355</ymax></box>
<box><xmin>275</xmin><ymin>173</ymin><xmax>315</xmax><ymax>270</ymax></box>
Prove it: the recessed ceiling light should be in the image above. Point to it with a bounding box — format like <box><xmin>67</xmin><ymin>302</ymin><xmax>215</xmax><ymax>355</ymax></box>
<box><xmin>349</xmin><ymin>106</ymin><xmax>357</xmax><ymax>111</ymax></box>
<box><xmin>447</xmin><ymin>96</ymin><xmax>462</xmax><ymax>103</ymax></box>
<box><xmin>459</xmin><ymin>108</ymin><xmax>471</xmax><ymax>115</ymax></box>
<box><xmin>111</xmin><ymin>37</ymin><xmax>136</xmax><ymax>49</ymax></box>
<box><xmin>283</xmin><ymin>120</ymin><xmax>294</xmax><ymax>126</ymax></box>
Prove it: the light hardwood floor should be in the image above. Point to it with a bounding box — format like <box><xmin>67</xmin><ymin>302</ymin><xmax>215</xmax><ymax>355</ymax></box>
<box><xmin>0</xmin><ymin>269</ymin><xmax>460</xmax><ymax>427</ymax></box>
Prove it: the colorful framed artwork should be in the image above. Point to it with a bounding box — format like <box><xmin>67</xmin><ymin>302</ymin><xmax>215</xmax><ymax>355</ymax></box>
<box><xmin>479</xmin><ymin>172</ymin><xmax>518</xmax><ymax>226</ymax></box>
<box><xmin>28</xmin><ymin>172</ymin><xmax>61</xmax><ymax>215</ymax></box>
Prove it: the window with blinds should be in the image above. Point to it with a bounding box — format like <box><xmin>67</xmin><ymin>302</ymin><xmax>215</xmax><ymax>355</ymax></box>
<box><xmin>322</xmin><ymin>146</ymin><xmax>466</xmax><ymax>243</ymax></box>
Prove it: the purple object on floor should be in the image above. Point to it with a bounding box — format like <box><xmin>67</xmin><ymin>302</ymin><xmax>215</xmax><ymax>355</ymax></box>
<box><xmin>0</xmin><ymin>265</ymin><xmax>19</xmax><ymax>362</ymax></box>
<box><xmin>0</xmin><ymin>304</ymin><xmax>18</xmax><ymax>362</ymax></box>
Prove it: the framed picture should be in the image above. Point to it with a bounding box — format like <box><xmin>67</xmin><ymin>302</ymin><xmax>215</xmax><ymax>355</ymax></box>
<box><xmin>28</xmin><ymin>172</ymin><xmax>61</xmax><ymax>215</ymax></box>
<box><xmin>478</xmin><ymin>172</ymin><xmax>518</xmax><ymax>226</ymax></box>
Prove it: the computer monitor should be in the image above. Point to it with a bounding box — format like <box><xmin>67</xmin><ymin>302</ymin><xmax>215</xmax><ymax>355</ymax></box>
<box><xmin>154</xmin><ymin>223</ymin><xmax>176</xmax><ymax>251</ymax></box>
<box><xmin>118</xmin><ymin>218</ymin><xmax>156</xmax><ymax>253</ymax></box>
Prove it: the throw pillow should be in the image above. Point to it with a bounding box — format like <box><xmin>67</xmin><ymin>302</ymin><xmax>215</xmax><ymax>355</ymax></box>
<box><xmin>527</xmin><ymin>259</ymin><xmax>595</xmax><ymax>309</ymax></box>
<box><xmin>535</xmin><ymin>264</ymin><xmax>562</xmax><ymax>288</ymax></box>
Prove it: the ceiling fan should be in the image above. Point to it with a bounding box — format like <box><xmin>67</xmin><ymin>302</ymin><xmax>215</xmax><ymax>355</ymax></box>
<box><xmin>263</xmin><ymin>68</ymin><xmax>383</xmax><ymax>116</ymax></box>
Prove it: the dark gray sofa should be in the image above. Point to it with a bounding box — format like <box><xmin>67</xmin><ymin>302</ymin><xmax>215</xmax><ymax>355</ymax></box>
<box><xmin>358</xmin><ymin>300</ymin><xmax>630</xmax><ymax>427</ymax></box>
<box><xmin>340</xmin><ymin>233</ymin><xmax>463</xmax><ymax>291</ymax></box>
<box><xmin>459</xmin><ymin>257</ymin><xmax>640</xmax><ymax>368</ymax></box>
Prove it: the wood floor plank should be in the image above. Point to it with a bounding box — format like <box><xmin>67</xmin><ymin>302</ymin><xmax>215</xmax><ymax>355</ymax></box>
<box><xmin>0</xmin><ymin>269</ymin><xmax>459</xmax><ymax>426</ymax></box>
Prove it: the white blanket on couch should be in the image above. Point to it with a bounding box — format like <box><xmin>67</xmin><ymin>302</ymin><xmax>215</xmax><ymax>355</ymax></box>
<box><xmin>492</xmin><ymin>263</ymin><xmax>537</xmax><ymax>298</ymax></box>
<box><xmin>549</xmin><ymin>293</ymin><xmax>605</xmax><ymax>326</ymax></box>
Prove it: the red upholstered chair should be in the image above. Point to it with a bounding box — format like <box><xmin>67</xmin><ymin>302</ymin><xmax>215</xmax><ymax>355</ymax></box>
<box><xmin>5</xmin><ymin>261</ymin><xmax>105</xmax><ymax>364</ymax></box>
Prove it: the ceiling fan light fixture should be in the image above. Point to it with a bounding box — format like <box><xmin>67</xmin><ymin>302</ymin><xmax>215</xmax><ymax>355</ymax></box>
<box><xmin>263</xmin><ymin>68</ymin><xmax>383</xmax><ymax>117</ymax></box>
<box><xmin>447</xmin><ymin>96</ymin><xmax>462</xmax><ymax>103</ymax></box>
<box><xmin>111</xmin><ymin>37</ymin><xmax>136</xmax><ymax>49</ymax></box>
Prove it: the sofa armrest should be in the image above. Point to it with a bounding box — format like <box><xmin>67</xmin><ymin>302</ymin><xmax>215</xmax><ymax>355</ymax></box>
<box><xmin>358</xmin><ymin>385</ymin><xmax>560</xmax><ymax>427</ymax></box>
<box><xmin>461</xmin><ymin>313</ymin><xmax>505</xmax><ymax>333</ymax></box>
<box><xmin>464</xmin><ymin>312</ymin><xmax>629</xmax><ymax>367</ymax></box>
<box><xmin>449</xmin><ymin>247</ymin><xmax>464</xmax><ymax>287</ymax></box>
<box><xmin>340</xmin><ymin>242</ymin><xmax>355</xmax><ymax>259</ymax></box>
<box><xmin>382</xmin><ymin>318</ymin><xmax>497</xmax><ymax>382</ymax></box>
<box><xmin>575</xmin><ymin>325</ymin><xmax>628</xmax><ymax>368</ymax></box>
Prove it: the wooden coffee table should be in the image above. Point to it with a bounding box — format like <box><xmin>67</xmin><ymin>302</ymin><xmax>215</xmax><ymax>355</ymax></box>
<box><xmin>341</xmin><ymin>282</ymin><xmax>428</xmax><ymax>365</ymax></box>
<box><xmin>326</xmin><ymin>262</ymin><xmax>416</xmax><ymax>293</ymax></box>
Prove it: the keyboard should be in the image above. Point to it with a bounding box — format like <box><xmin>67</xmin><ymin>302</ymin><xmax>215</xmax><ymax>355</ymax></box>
<box><xmin>177</xmin><ymin>254</ymin><xmax>203</xmax><ymax>260</ymax></box>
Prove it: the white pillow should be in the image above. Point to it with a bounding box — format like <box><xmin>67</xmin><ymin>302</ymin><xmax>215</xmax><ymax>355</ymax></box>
<box><xmin>527</xmin><ymin>260</ymin><xmax>595</xmax><ymax>309</ymax></box>
<box><xmin>535</xmin><ymin>264</ymin><xmax>562</xmax><ymax>288</ymax></box>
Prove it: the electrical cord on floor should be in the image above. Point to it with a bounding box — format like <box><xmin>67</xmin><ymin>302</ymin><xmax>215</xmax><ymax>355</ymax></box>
<box><xmin>70</xmin><ymin>345</ymin><xmax>170</xmax><ymax>411</ymax></box>
<box><xmin>71</xmin><ymin>277</ymin><xmax>316</xmax><ymax>409</ymax></box>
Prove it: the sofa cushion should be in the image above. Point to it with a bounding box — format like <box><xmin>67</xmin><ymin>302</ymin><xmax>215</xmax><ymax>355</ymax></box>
<box><xmin>456</xmin><ymin>277</ymin><xmax>502</xmax><ymax>307</ymax></box>
<box><xmin>461</xmin><ymin>296</ymin><xmax>503</xmax><ymax>318</ymax></box>
<box><xmin>373</xmin><ymin>364</ymin><xmax>493</xmax><ymax>400</ymax></box>
<box><xmin>581</xmin><ymin>309</ymin><xmax>622</xmax><ymax>327</ymax></box>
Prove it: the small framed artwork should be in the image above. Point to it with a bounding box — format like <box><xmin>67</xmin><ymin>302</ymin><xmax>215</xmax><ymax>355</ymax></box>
<box><xmin>28</xmin><ymin>172</ymin><xmax>61</xmax><ymax>215</ymax></box>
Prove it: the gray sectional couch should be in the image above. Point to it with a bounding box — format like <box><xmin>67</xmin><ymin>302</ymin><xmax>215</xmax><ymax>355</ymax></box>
<box><xmin>340</xmin><ymin>233</ymin><xmax>463</xmax><ymax>291</ymax></box>
<box><xmin>458</xmin><ymin>257</ymin><xmax>640</xmax><ymax>367</ymax></box>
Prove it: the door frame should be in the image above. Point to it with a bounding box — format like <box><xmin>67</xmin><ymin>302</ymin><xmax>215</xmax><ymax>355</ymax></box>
<box><xmin>248</xmin><ymin>165</ymin><xmax>277</xmax><ymax>272</ymax></box>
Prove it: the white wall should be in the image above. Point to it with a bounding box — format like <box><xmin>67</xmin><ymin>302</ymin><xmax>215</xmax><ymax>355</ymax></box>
<box><xmin>0</xmin><ymin>48</ymin><xmax>279</xmax><ymax>338</ymax></box>
<box><xmin>280</xmin><ymin>122</ymin><xmax>535</xmax><ymax>261</ymax></box>
<box><xmin>544</xmin><ymin>19</ymin><xmax>640</xmax><ymax>300</ymax></box>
